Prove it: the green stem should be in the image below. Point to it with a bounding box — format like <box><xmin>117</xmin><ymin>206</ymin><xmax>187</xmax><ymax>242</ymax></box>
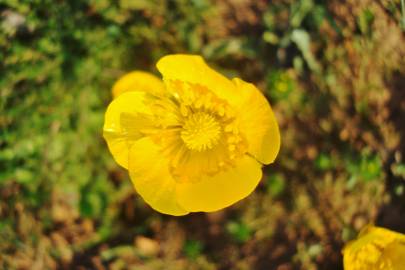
<box><xmin>401</xmin><ymin>0</ymin><xmax>405</xmax><ymax>30</ymax></box>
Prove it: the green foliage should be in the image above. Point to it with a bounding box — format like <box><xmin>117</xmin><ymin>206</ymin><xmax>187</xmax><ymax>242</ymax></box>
<box><xmin>267</xmin><ymin>70</ymin><xmax>295</xmax><ymax>102</ymax></box>
<box><xmin>315</xmin><ymin>153</ymin><xmax>334</xmax><ymax>171</ymax></box>
<box><xmin>226</xmin><ymin>221</ymin><xmax>252</xmax><ymax>243</ymax></box>
<box><xmin>183</xmin><ymin>240</ymin><xmax>203</xmax><ymax>260</ymax></box>
<box><xmin>266</xmin><ymin>173</ymin><xmax>286</xmax><ymax>197</ymax></box>
<box><xmin>392</xmin><ymin>162</ymin><xmax>405</xmax><ymax>178</ymax></box>
<box><xmin>357</xmin><ymin>9</ymin><xmax>375</xmax><ymax>35</ymax></box>
<box><xmin>346</xmin><ymin>149</ymin><xmax>383</xmax><ymax>189</ymax></box>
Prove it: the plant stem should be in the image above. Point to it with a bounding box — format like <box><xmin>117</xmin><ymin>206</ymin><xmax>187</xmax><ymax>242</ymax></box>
<box><xmin>401</xmin><ymin>0</ymin><xmax>405</xmax><ymax>30</ymax></box>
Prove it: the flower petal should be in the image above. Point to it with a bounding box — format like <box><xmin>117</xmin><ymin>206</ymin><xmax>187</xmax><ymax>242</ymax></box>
<box><xmin>156</xmin><ymin>54</ymin><xmax>241</xmax><ymax>106</ymax></box>
<box><xmin>103</xmin><ymin>91</ymin><xmax>151</xmax><ymax>169</ymax></box>
<box><xmin>232</xmin><ymin>78</ymin><xmax>280</xmax><ymax>165</ymax></box>
<box><xmin>176</xmin><ymin>155</ymin><xmax>262</xmax><ymax>212</ymax></box>
<box><xmin>343</xmin><ymin>225</ymin><xmax>405</xmax><ymax>270</ymax></box>
<box><xmin>379</xmin><ymin>241</ymin><xmax>405</xmax><ymax>270</ymax></box>
<box><xmin>128</xmin><ymin>137</ymin><xmax>189</xmax><ymax>216</ymax></box>
<box><xmin>112</xmin><ymin>71</ymin><xmax>165</xmax><ymax>98</ymax></box>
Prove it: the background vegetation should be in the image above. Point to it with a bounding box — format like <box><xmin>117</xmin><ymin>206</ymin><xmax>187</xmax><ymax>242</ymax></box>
<box><xmin>1</xmin><ymin>0</ymin><xmax>404</xmax><ymax>269</ymax></box>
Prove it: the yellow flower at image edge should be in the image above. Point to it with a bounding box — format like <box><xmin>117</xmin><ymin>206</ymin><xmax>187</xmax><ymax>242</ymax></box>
<box><xmin>342</xmin><ymin>225</ymin><xmax>405</xmax><ymax>270</ymax></box>
<box><xmin>103</xmin><ymin>54</ymin><xmax>280</xmax><ymax>215</ymax></box>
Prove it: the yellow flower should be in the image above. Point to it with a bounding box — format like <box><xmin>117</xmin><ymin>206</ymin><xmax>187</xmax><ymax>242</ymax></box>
<box><xmin>342</xmin><ymin>225</ymin><xmax>405</xmax><ymax>270</ymax></box>
<box><xmin>103</xmin><ymin>54</ymin><xmax>280</xmax><ymax>215</ymax></box>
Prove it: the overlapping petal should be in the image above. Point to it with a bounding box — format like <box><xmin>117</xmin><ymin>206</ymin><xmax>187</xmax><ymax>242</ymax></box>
<box><xmin>103</xmin><ymin>91</ymin><xmax>151</xmax><ymax>169</ymax></box>
<box><xmin>156</xmin><ymin>54</ymin><xmax>242</xmax><ymax>106</ymax></box>
<box><xmin>232</xmin><ymin>78</ymin><xmax>280</xmax><ymax>165</ymax></box>
<box><xmin>128</xmin><ymin>137</ymin><xmax>189</xmax><ymax>216</ymax></box>
<box><xmin>175</xmin><ymin>156</ymin><xmax>262</xmax><ymax>212</ymax></box>
<box><xmin>112</xmin><ymin>71</ymin><xmax>165</xmax><ymax>98</ymax></box>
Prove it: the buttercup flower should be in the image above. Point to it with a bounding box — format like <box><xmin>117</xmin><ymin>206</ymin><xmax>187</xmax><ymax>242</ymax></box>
<box><xmin>103</xmin><ymin>54</ymin><xmax>280</xmax><ymax>215</ymax></box>
<box><xmin>342</xmin><ymin>225</ymin><xmax>405</xmax><ymax>270</ymax></box>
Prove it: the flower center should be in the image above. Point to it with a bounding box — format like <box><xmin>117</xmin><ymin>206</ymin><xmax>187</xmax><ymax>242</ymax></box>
<box><xmin>145</xmin><ymin>80</ymin><xmax>248</xmax><ymax>182</ymax></box>
<box><xmin>180</xmin><ymin>112</ymin><xmax>221</xmax><ymax>152</ymax></box>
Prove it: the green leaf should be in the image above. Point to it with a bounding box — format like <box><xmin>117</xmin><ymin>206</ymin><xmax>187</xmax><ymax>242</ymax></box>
<box><xmin>266</xmin><ymin>173</ymin><xmax>286</xmax><ymax>197</ymax></box>
<box><xmin>15</xmin><ymin>168</ymin><xmax>34</xmax><ymax>184</ymax></box>
<box><xmin>226</xmin><ymin>221</ymin><xmax>252</xmax><ymax>243</ymax></box>
<box><xmin>291</xmin><ymin>29</ymin><xmax>321</xmax><ymax>73</ymax></box>
<box><xmin>183</xmin><ymin>240</ymin><xmax>203</xmax><ymax>260</ymax></box>
<box><xmin>357</xmin><ymin>9</ymin><xmax>374</xmax><ymax>34</ymax></box>
<box><xmin>315</xmin><ymin>153</ymin><xmax>333</xmax><ymax>171</ymax></box>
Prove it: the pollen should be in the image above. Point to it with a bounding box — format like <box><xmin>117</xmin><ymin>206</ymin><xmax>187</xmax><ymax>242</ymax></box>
<box><xmin>181</xmin><ymin>112</ymin><xmax>221</xmax><ymax>151</ymax></box>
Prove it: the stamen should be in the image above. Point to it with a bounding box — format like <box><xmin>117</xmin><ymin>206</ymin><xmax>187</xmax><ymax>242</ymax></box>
<box><xmin>181</xmin><ymin>112</ymin><xmax>221</xmax><ymax>152</ymax></box>
<box><xmin>148</xmin><ymin>80</ymin><xmax>248</xmax><ymax>182</ymax></box>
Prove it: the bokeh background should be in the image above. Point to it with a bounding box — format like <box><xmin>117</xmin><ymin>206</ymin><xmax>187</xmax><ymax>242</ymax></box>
<box><xmin>1</xmin><ymin>0</ymin><xmax>405</xmax><ymax>269</ymax></box>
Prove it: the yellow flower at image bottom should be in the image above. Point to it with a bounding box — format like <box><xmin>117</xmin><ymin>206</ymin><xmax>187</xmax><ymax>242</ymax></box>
<box><xmin>342</xmin><ymin>225</ymin><xmax>405</xmax><ymax>270</ymax></box>
<box><xmin>103</xmin><ymin>54</ymin><xmax>280</xmax><ymax>215</ymax></box>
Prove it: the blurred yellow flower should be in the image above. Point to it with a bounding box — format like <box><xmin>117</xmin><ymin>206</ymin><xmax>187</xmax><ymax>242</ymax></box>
<box><xmin>103</xmin><ymin>54</ymin><xmax>280</xmax><ymax>215</ymax></box>
<box><xmin>342</xmin><ymin>225</ymin><xmax>405</xmax><ymax>270</ymax></box>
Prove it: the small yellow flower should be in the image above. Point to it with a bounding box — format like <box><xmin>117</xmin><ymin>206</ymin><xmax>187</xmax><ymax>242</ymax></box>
<box><xmin>342</xmin><ymin>225</ymin><xmax>405</xmax><ymax>270</ymax></box>
<box><xmin>103</xmin><ymin>54</ymin><xmax>280</xmax><ymax>215</ymax></box>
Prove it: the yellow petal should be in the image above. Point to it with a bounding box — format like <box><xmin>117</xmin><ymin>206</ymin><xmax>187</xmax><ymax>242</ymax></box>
<box><xmin>342</xmin><ymin>225</ymin><xmax>405</xmax><ymax>270</ymax></box>
<box><xmin>156</xmin><ymin>54</ymin><xmax>241</xmax><ymax>106</ymax></box>
<box><xmin>103</xmin><ymin>91</ymin><xmax>151</xmax><ymax>169</ymax></box>
<box><xmin>176</xmin><ymin>155</ymin><xmax>262</xmax><ymax>212</ymax></box>
<box><xmin>128</xmin><ymin>137</ymin><xmax>189</xmax><ymax>216</ymax></box>
<box><xmin>380</xmin><ymin>241</ymin><xmax>405</xmax><ymax>270</ymax></box>
<box><xmin>232</xmin><ymin>78</ymin><xmax>280</xmax><ymax>164</ymax></box>
<box><xmin>112</xmin><ymin>71</ymin><xmax>165</xmax><ymax>98</ymax></box>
